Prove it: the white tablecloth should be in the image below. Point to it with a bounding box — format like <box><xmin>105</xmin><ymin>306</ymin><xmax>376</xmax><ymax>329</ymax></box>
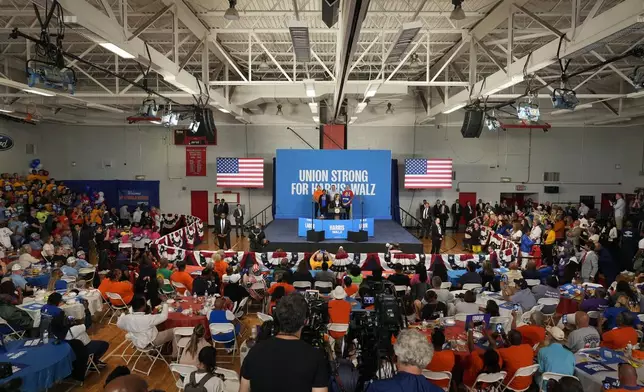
<box><xmin>574</xmin><ymin>353</ymin><xmax>644</xmax><ymax>392</ymax></box>
<box><xmin>476</xmin><ymin>293</ymin><xmax>512</xmax><ymax>317</ymax></box>
<box><xmin>19</xmin><ymin>289</ymin><xmax>104</xmax><ymax>327</ymax></box>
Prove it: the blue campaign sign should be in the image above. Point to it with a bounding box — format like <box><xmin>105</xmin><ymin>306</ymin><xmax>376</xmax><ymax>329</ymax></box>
<box><xmin>464</xmin><ymin>313</ymin><xmax>491</xmax><ymax>330</ymax></box>
<box><xmin>298</xmin><ymin>218</ymin><xmax>375</xmax><ymax>239</ymax></box>
<box><xmin>275</xmin><ymin>149</ymin><xmax>392</xmax><ymax>219</ymax></box>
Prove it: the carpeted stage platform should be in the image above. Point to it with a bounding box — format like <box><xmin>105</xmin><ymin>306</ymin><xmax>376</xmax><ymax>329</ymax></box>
<box><xmin>262</xmin><ymin>219</ymin><xmax>423</xmax><ymax>254</ymax></box>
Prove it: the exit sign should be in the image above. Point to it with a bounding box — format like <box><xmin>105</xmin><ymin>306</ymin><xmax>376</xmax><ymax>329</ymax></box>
<box><xmin>516</xmin><ymin>185</ymin><xmax>527</xmax><ymax>191</ymax></box>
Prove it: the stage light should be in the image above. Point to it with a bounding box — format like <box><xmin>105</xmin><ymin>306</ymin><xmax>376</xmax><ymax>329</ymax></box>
<box><xmin>258</xmin><ymin>55</ymin><xmax>270</xmax><ymax>70</ymax></box>
<box><xmin>485</xmin><ymin>115</ymin><xmax>501</xmax><ymax>131</ymax></box>
<box><xmin>385</xmin><ymin>102</ymin><xmax>394</xmax><ymax>115</ymax></box>
<box><xmin>551</xmin><ymin>88</ymin><xmax>580</xmax><ymax>110</ymax></box>
<box><xmin>224</xmin><ymin>0</ymin><xmax>240</xmax><ymax>20</ymax></box>
<box><xmin>276</xmin><ymin>104</ymin><xmax>284</xmax><ymax>116</ymax></box>
<box><xmin>450</xmin><ymin>0</ymin><xmax>466</xmax><ymax>20</ymax></box>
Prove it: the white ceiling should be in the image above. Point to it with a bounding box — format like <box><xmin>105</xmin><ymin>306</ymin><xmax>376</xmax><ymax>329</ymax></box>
<box><xmin>0</xmin><ymin>0</ymin><xmax>642</xmax><ymax>125</ymax></box>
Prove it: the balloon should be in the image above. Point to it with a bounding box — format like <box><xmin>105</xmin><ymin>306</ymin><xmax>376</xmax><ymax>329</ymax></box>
<box><xmin>36</xmin><ymin>164</ymin><xmax>43</xmax><ymax>170</ymax></box>
<box><xmin>33</xmin><ymin>159</ymin><xmax>40</xmax><ymax>165</ymax></box>
<box><xmin>30</xmin><ymin>161</ymin><xmax>37</xmax><ymax>168</ymax></box>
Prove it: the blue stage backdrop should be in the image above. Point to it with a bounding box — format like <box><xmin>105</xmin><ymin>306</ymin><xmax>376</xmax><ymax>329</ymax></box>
<box><xmin>275</xmin><ymin>149</ymin><xmax>392</xmax><ymax>219</ymax></box>
<box><xmin>63</xmin><ymin>180</ymin><xmax>160</xmax><ymax>209</ymax></box>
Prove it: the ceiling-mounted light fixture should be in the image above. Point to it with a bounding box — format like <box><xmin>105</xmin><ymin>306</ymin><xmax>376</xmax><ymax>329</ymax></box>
<box><xmin>224</xmin><ymin>0</ymin><xmax>240</xmax><ymax>20</ymax></box>
<box><xmin>409</xmin><ymin>53</ymin><xmax>421</xmax><ymax>69</ymax></box>
<box><xmin>258</xmin><ymin>55</ymin><xmax>270</xmax><ymax>70</ymax></box>
<box><xmin>276</xmin><ymin>104</ymin><xmax>284</xmax><ymax>116</ymax></box>
<box><xmin>385</xmin><ymin>102</ymin><xmax>394</xmax><ymax>115</ymax></box>
<box><xmin>450</xmin><ymin>0</ymin><xmax>466</xmax><ymax>20</ymax></box>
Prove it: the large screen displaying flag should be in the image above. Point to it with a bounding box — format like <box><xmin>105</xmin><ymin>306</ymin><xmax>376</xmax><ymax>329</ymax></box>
<box><xmin>216</xmin><ymin>157</ymin><xmax>264</xmax><ymax>188</ymax></box>
<box><xmin>404</xmin><ymin>158</ymin><xmax>453</xmax><ymax>189</ymax></box>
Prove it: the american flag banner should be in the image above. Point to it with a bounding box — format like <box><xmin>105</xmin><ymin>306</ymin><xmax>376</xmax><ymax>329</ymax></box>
<box><xmin>404</xmin><ymin>158</ymin><xmax>453</xmax><ymax>189</ymax></box>
<box><xmin>216</xmin><ymin>157</ymin><xmax>264</xmax><ymax>188</ymax></box>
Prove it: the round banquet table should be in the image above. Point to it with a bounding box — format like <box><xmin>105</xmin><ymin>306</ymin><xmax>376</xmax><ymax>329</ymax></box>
<box><xmin>0</xmin><ymin>339</ymin><xmax>75</xmax><ymax>392</ymax></box>
<box><xmin>557</xmin><ymin>297</ymin><xmax>580</xmax><ymax>315</ymax></box>
<box><xmin>19</xmin><ymin>289</ymin><xmax>104</xmax><ymax>327</ymax></box>
<box><xmin>574</xmin><ymin>351</ymin><xmax>644</xmax><ymax>392</ymax></box>
<box><xmin>160</xmin><ymin>296</ymin><xmax>211</xmax><ymax>338</ymax></box>
<box><xmin>25</xmin><ymin>273</ymin><xmax>50</xmax><ymax>288</ymax></box>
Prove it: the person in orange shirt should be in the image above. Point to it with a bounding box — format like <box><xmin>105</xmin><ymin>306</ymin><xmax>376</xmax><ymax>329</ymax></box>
<box><xmin>211</xmin><ymin>253</ymin><xmax>228</xmax><ymax>281</ymax></box>
<box><xmin>494</xmin><ymin>330</ymin><xmax>535</xmax><ymax>391</ymax></box>
<box><xmin>600</xmin><ymin>312</ymin><xmax>639</xmax><ymax>350</ymax></box>
<box><xmin>343</xmin><ymin>276</ymin><xmax>358</xmax><ymax>298</ymax></box>
<box><xmin>90</xmin><ymin>206</ymin><xmax>103</xmax><ymax>225</ymax></box>
<box><xmin>327</xmin><ymin>287</ymin><xmax>352</xmax><ymax>339</ymax></box>
<box><xmin>267</xmin><ymin>286</ymin><xmax>286</xmax><ymax>315</ymax></box>
<box><xmin>606</xmin><ymin>363</ymin><xmax>644</xmax><ymax>392</ymax></box>
<box><xmin>267</xmin><ymin>271</ymin><xmax>296</xmax><ymax>296</ymax></box>
<box><xmin>98</xmin><ymin>269</ymin><xmax>134</xmax><ymax>305</ymax></box>
<box><xmin>170</xmin><ymin>261</ymin><xmax>194</xmax><ymax>295</ymax></box>
<box><xmin>516</xmin><ymin>324</ymin><xmax>546</xmax><ymax>347</ymax></box>
<box><xmin>312</xmin><ymin>185</ymin><xmax>323</xmax><ymax>218</ymax></box>
<box><xmin>426</xmin><ymin>328</ymin><xmax>455</xmax><ymax>389</ymax></box>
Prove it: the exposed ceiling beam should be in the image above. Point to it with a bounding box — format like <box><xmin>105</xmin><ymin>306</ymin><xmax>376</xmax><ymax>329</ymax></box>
<box><xmin>128</xmin><ymin>3</ymin><xmax>173</xmax><ymax>41</ymax></box>
<box><xmin>513</xmin><ymin>4</ymin><xmax>570</xmax><ymax>41</ymax></box>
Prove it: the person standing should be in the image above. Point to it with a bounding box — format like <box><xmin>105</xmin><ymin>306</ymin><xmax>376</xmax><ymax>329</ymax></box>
<box><xmin>119</xmin><ymin>205</ymin><xmax>130</xmax><ymax>226</ymax></box>
<box><xmin>439</xmin><ymin>200</ymin><xmax>449</xmax><ymax>231</ymax></box>
<box><xmin>451</xmin><ymin>199</ymin><xmax>462</xmax><ymax>231</ymax></box>
<box><xmin>214</xmin><ymin>213</ymin><xmax>231</xmax><ymax>249</ymax></box>
<box><xmin>464</xmin><ymin>200</ymin><xmax>474</xmax><ymax>223</ymax></box>
<box><xmin>432</xmin><ymin>199</ymin><xmax>441</xmax><ymax>219</ymax></box>
<box><xmin>431</xmin><ymin>217</ymin><xmax>443</xmax><ymax>254</ymax></box>
<box><xmin>318</xmin><ymin>190</ymin><xmax>330</xmax><ymax>218</ymax></box>
<box><xmin>476</xmin><ymin>199</ymin><xmax>486</xmax><ymax>217</ymax></box>
<box><xmin>579</xmin><ymin>243</ymin><xmax>599</xmax><ymax>283</ymax></box>
<box><xmin>233</xmin><ymin>204</ymin><xmax>244</xmax><ymax>237</ymax></box>
<box><xmin>421</xmin><ymin>202</ymin><xmax>432</xmax><ymax>239</ymax></box>
<box><xmin>341</xmin><ymin>185</ymin><xmax>354</xmax><ymax>219</ymax></box>
<box><xmin>612</xmin><ymin>193</ymin><xmax>626</xmax><ymax>230</ymax></box>
<box><xmin>239</xmin><ymin>294</ymin><xmax>328</xmax><ymax>392</ymax></box>
<box><xmin>248</xmin><ymin>223</ymin><xmax>266</xmax><ymax>251</ymax></box>
<box><xmin>215</xmin><ymin>199</ymin><xmax>229</xmax><ymax>217</ymax></box>
<box><xmin>312</xmin><ymin>185</ymin><xmax>323</xmax><ymax>218</ymax></box>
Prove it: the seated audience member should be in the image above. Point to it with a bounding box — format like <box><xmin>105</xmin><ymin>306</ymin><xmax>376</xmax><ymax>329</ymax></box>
<box><xmin>9</xmin><ymin>264</ymin><xmax>33</xmax><ymax>294</ymax></box>
<box><xmin>366</xmin><ymin>329</ymin><xmax>443</xmax><ymax>392</ymax></box>
<box><xmin>0</xmin><ymin>287</ymin><xmax>33</xmax><ymax>334</ymax></box>
<box><xmin>98</xmin><ymin>269</ymin><xmax>134</xmax><ymax>305</ymax></box>
<box><xmin>104</xmin><ymin>375</ymin><xmax>149</xmax><ymax>392</ymax></box>
<box><xmin>458</xmin><ymin>262</ymin><xmax>483</xmax><ymax>288</ymax></box>
<box><xmin>314</xmin><ymin>262</ymin><xmax>336</xmax><ymax>289</ymax></box>
<box><xmin>532</xmin><ymin>275</ymin><xmax>560</xmax><ymax>314</ymax></box>
<box><xmin>267</xmin><ymin>271</ymin><xmax>296</xmax><ymax>296</ymax></box>
<box><xmin>420</xmin><ymin>290</ymin><xmax>448</xmax><ymax>320</ymax></box>
<box><xmin>454</xmin><ymin>290</ymin><xmax>479</xmax><ymax>315</ymax></box>
<box><xmin>463</xmin><ymin>348</ymin><xmax>502</xmax><ymax>390</ymax></box>
<box><xmin>603</xmin><ymin>295</ymin><xmax>633</xmax><ymax>330</ymax></box>
<box><xmin>514</xmin><ymin>315</ymin><xmax>546</xmax><ymax>347</ymax></box>
<box><xmin>268</xmin><ymin>286</ymin><xmax>286</xmax><ymax>315</ymax></box>
<box><xmin>606</xmin><ymin>363</ymin><xmax>644</xmax><ymax>392</ymax></box>
<box><xmin>117</xmin><ymin>296</ymin><xmax>176</xmax><ymax>356</ymax></box>
<box><xmin>551</xmin><ymin>376</ymin><xmax>584</xmax><ymax>392</ymax></box>
<box><xmin>179</xmin><ymin>324</ymin><xmax>212</xmax><ymax>367</ymax></box>
<box><xmin>223</xmin><ymin>273</ymin><xmax>249</xmax><ymax>304</ymax></box>
<box><xmin>193</xmin><ymin>268</ymin><xmax>219</xmax><ymax>296</ymax></box>
<box><xmin>537</xmin><ymin>326</ymin><xmax>575</xmax><ymax>386</ymax></box>
<box><xmin>170</xmin><ymin>261</ymin><xmax>194</xmax><ymax>295</ymax></box>
<box><xmin>485</xmin><ymin>300</ymin><xmax>500</xmax><ymax>317</ymax></box>
<box><xmin>426</xmin><ymin>328</ymin><xmax>455</xmax><ymax>390</ymax></box>
<box><xmin>293</xmin><ymin>259</ymin><xmax>314</xmax><ymax>284</ymax></box>
<box><xmin>567</xmin><ymin>311</ymin><xmax>600</xmax><ymax>352</ymax></box>
<box><xmin>348</xmin><ymin>265</ymin><xmax>363</xmax><ymax>285</ymax></box>
<box><xmin>0</xmin><ymin>281</ymin><xmax>21</xmax><ymax>305</ymax></box>
<box><xmin>240</xmin><ymin>294</ymin><xmax>328</xmax><ymax>392</ymax></box>
<box><xmin>156</xmin><ymin>258</ymin><xmax>173</xmax><ymax>292</ymax></box>
<box><xmin>272</xmin><ymin>257</ymin><xmax>290</xmax><ymax>283</ymax></box>
<box><xmin>600</xmin><ymin>312</ymin><xmax>639</xmax><ymax>350</ymax></box>
<box><xmin>61</xmin><ymin>257</ymin><xmax>80</xmax><ymax>277</ymax></box>
<box><xmin>46</xmin><ymin>268</ymin><xmax>67</xmax><ymax>291</ymax></box>
<box><xmin>581</xmin><ymin>287</ymin><xmax>608</xmax><ymax>312</ymax></box>
<box><xmin>211</xmin><ymin>253</ymin><xmax>229</xmax><ymax>282</ymax></box>
<box><xmin>502</xmin><ymin>263</ymin><xmax>522</xmax><ymax>287</ymax></box>
<box><xmin>388</xmin><ymin>263</ymin><xmax>411</xmax><ymax>287</ymax></box>
<box><xmin>479</xmin><ymin>261</ymin><xmax>496</xmax><ymax>289</ymax></box>
<box><xmin>44</xmin><ymin>293</ymin><xmax>110</xmax><ymax>367</ymax></box>
<box><xmin>506</xmin><ymin>278</ymin><xmax>537</xmax><ymax>311</ymax></box>
<box><xmin>429</xmin><ymin>259</ymin><xmax>448</xmax><ymax>283</ymax></box>
<box><xmin>17</xmin><ymin>244</ymin><xmax>38</xmax><ymax>269</ymax></box>
<box><xmin>183</xmin><ymin>346</ymin><xmax>225</xmax><ymax>392</ymax></box>
<box><xmin>430</xmin><ymin>276</ymin><xmax>453</xmax><ymax>304</ymax></box>
<box><xmin>410</xmin><ymin>265</ymin><xmax>429</xmax><ymax>302</ymax></box>
<box><xmin>610</xmin><ymin>281</ymin><xmax>639</xmax><ymax>307</ymax></box>
<box><xmin>327</xmin><ymin>287</ymin><xmax>351</xmax><ymax>341</ymax></box>
<box><xmin>522</xmin><ymin>261</ymin><xmax>541</xmax><ymax>280</ymax></box>
<box><xmin>493</xmin><ymin>329</ymin><xmax>535</xmax><ymax>391</ymax></box>
<box><xmin>343</xmin><ymin>276</ymin><xmax>358</xmax><ymax>298</ymax></box>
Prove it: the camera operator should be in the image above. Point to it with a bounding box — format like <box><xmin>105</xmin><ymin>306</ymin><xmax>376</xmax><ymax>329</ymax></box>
<box><xmin>248</xmin><ymin>223</ymin><xmax>268</xmax><ymax>252</ymax></box>
<box><xmin>240</xmin><ymin>293</ymin><xmax>329</xmax><ymax>392</ymax></box>
<box><xmin>365</xmin><ymin>329</ymin><xmax>443</xmax><ymax>392</ymax></box>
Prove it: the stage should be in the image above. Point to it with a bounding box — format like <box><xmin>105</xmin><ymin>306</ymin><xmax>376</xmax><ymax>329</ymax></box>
<box><xmin>262</xmin><ymin>219</ymin><xmax>423</xmax><ymax>253</ymax></box>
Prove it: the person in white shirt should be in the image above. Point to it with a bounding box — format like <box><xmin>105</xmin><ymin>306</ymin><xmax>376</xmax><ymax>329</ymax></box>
<box><xmin>41</xmin><ymin>236</ymin><xmax>55</xmax><ymax>259</ymax></box>
<box><xmin>578</xmin><ymin>202</ymin><xmax>589</xmax><ymax>217</ymax></box>
<box><xmin>529</xmin><ymin>219</ymin><xmax>543</xmax><ymax>245</ymax></box>
<box><xmin>612</xmin><ymin>193</ymin><xmax>626</xmax><ymax>230</ymax></box>
<box><xmin>183</xmin><ymin>346</ymin><xmax>226</xmax><ymax>392</ymax></box>
<box><xmin>16</xmin><ymin>244</ymin><xmax>38</xmax><ymax>269</ymax></box>
<box><xmin>119</xmin><ymin>205</ymin><xmax>131</xmax><ymax>226</ymax></box>
<box><xmin>132</xmin><ymin>206</ymin><xmax>142</xmax><ymax>225</ymax></box>
<box><xmin>116</xmin><ymin>296</ymin><xmax>177</xmax><ymax>356</ymax></box>
<box><xmin>0</xmin><ymin>222</ymin><xmax>12</xmax><ymax>251</ymax></box>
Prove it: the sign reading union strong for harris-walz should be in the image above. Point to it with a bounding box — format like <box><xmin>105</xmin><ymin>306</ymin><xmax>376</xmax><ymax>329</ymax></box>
<box><xmin>0</xmin><ymin>135</ymin><xmax>14</xmax><ymax>151</ymax></box>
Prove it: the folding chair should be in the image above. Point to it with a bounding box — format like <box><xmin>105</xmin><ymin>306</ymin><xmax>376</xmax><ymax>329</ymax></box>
<box><xmin>210</xmin><ymin>323</ymin><xmax>238</xmax><ymax>364</ymax></box>
<box><xmin>257</xmin><ymin>313</ymin><xmax>273</xmax><ymax>323</ymax></box>
<box><xmin>159</xmin><ymin>279</ymin><xmax>176</xmax><ymax>298</ymax></box>
<box><xmin>501</xmin><ymin>364</ymin><xmax>539</xmax><ymax>392</ymax></box>
<box><xmin>293</xmin><ymin>281</ymin><xmax>312</xmax><ymax>291</ymax></box>
<box><xmin>525</xmin><ymin>279</ymin><xmax>540</xmax><ymax>288</ymax></box>
<box><xmin>85</xmin><ymin>353</ymin><xmax>101</xmax><ymax>378</ymax></box>
<box><xmin>61</xmin><ymin>275</ymin><xmax>77</xmax><ymax>289</ymax></box>
<box><xmin>234</xmin><ymin>297</ymin><xmax>249</xmax><ymax>319</ymax></box>
<box><xmin>0</xmin><ymin>316</ymin><xmax>25</xmax><ymax>341</ymax></box>
<box><xmin>246</xmin><ymin>282</ymin><xmax>268</xmax><ymax>313</ymax></box>
<box><xmin>314</xmin><ymin>281</ymin><xmax>334</xmax><ymax>294</ymax></box>
<box><xmin>130</xmin><ymin>342</ymin><xmax>171</xmax><ymax>376</ymax></box>
<box><xmin>170</xmin><ymin>363</ymin><xmax>197</xmax><ymax>391</ymax></box>
<box><xmin>537</xmin><ymin>298</ymin><xmax>559</xmax><ymax>326</ymax></box>
<box><xmin>173</xmin><ymin>327</ymin><xmax>195</xmax><ymax>360</ymax></box>
<box><xmin>105</xmin><ymin>292</ymin><xmax>130</xmax><ymax>325</ymax></box>
<box><xmin>78</xmin><ymin>268</ymin><xmax>96</xmax><ymax>288</ymax></box>
<box><xmin>463</xmin><ymin>283</ymin><xmax>482</xmax><ymax>291</ymax></box>
<box><xmin>422</xmin><ymin>370</ymin><xmax>452</xmax><ymax>392</ymax></box>
<box><xmin>216</xmin><ymin>368</ymin><xmax>241</xmax><ymax>392</ymax></box>
<box><xmin>171</xmin><ymin>281</ymin><xmax>190</xmax><ymax>296</ymax></box>
<box><xmin>540</xmin><ymin>373</ymin><xmax>579</xmax><ymax>392</ymax></box>
<box><xmin>440</xmin><ymin>282</ymin><xmax>452</xmax><ymax>289</ymax></box>
<box><xmin>466</xmin><ymin>371</ymin><xmax>507</xmax><ymax>392</ymax></box>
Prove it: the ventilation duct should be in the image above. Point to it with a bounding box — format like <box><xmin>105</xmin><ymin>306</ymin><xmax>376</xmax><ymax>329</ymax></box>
<box><xmin>384</xmin><ymin>21</ymin><xmax>423</xmax><ymax>64</ymax></box>
<box><xmin>289</xmin><ymin>20</ymin><xmax>311</xmax><ymax>62</ymax></box>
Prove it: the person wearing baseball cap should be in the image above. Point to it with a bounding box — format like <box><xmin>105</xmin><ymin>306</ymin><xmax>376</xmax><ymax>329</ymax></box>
<box><xmin>9</xmin><ymin>263</ymin><xmax>32</xmax><ymax>295</ymax></box>
<box><xmin>536</xmin><ymin>326</ymin><xmax>575</xmax><ymax>388</ymax></box>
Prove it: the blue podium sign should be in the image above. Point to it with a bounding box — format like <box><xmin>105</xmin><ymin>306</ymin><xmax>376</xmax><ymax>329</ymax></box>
<box><xmin>298</xmin><ymin>218</ymin><xmax>374</xmax><ymax>239</ymax></box>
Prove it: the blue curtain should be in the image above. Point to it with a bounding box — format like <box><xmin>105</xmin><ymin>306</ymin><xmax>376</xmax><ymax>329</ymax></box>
<box><xmin>63</xmin><ymin>180</ymin><xmax>160</xmax><ymax>208</ymax></box>
<box><xmin>271</xmin><ymin>157</ymin><xmax>276</xmax><ymax>218</ymax></box>
<box><xmin>391</xmin><ymin>159</ymin><xmax>401</xmax><ymax>223</ymax></box>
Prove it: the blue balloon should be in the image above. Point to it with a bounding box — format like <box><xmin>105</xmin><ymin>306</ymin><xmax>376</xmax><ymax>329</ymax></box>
<box><xmin>30</xmin><ymin>161</ymin><xmax>38</xmax><ymax>168</ymax></box>
<box><xmin>33</xmin><ymin>159</ymin><xmax>40</xmax><ymax>165</ymax></box>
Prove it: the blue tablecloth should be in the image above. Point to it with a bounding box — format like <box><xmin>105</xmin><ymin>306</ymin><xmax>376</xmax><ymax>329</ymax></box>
<box><xmin>25</xmin><ymin>274</ymin><xmax>50</xmax><ymax>288</ymax></box>
<box><xmin>0</xmin><ymin>340</ymin><xmax>75</xmax><ymax>392</ymax></box>
<box><xmin>447</xmin><ymin>267</ymin><xmax>554</xmax><ymax>286</ymax></box>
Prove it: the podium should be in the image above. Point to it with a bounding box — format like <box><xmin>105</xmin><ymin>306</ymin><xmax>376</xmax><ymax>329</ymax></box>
<box><xmin>330</xmin><ymin>207</ymin><xmax>346</xmax><ymax>220</ymax></box>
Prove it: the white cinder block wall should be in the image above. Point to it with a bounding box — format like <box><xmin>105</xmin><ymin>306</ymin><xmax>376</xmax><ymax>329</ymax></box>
<box><xmin>0</xmin><ymin>114</ymin><xmax>643</xmax><ymax>224</ymax></box>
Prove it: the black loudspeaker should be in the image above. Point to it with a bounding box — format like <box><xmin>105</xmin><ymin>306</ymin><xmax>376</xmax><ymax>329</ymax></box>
<box><xmin>307</xmin><ymin>229</ymin><xmax>325</xmax><ymax>242</ymax></box>
<box><xmin>322</xmin><ymin>0</ymin><xmax>340</xmax><ymax>28</ymax></box>
<box><xmin>460</xmin><ymin>109</ymin><xmax>484</xmax><ymax>138</ymax></box>
<box><xmin>544</xmin><ymin>186</ymin><xmax>560</xmax><ymax>194</ymax></box>
<box><xmin>197</xmin><ymin>108</ymin><xmax>217</xmax><ymax>144</ymax></box>
<box><xmin>347</xmin><ymin>230</ymin><xmax>368</xmax><ymax>243</ymax></box>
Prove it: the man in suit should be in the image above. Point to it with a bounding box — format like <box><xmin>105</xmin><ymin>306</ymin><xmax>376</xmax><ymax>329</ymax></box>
<box><xmin>439</xmin><ymin>200</ymin><xmax>449</xmax><ymax>231</ymax></box>
<box><xmin>451</xmin><ymin>199</ymin><xmax>462</xmax><ymax>231</ymax></box>
<box><xmin>464</xmin><ymin>201</ymin><xmax>474</xmax><ymax>223</ymax></box>
<box><xmin>233</xmin><ymin>204</ymin><xmax>244</xmax><ymax>237</ymax></box>
<box><xmin>421</xmin><ymin>202</ymin><xmax>432</xmax><ymax>239</ymax></box>
<box><xmin>215</xmin><ymin>199</ymin><xmax>229</xmax><ymax>217</ymax></box>
<box><xmin>214</xmin><ymin>212</ymin><xmax>231</xmax><ymax>249</ymax></box>
<box><xmin>432</xmin><ymin>199</ymin><xmax>441</xmax><ymax>219</ymax></box>
<box><xmin>476</xmin><ymin>199</ymin><xmax>485</xmax><ymax>216</ymax></box>
<box><xmin>431</xmin><ymin>217</ymin><xmax>443</xmax><ymax>254</ymax></box>
<box><xmin>419</xmin><ymin>199</ymin><xmax>427</xmax><ymax>220</ymax></box>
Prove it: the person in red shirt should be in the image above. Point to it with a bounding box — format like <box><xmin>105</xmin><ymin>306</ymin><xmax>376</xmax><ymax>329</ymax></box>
<box><xmin>170</xmin><ymin>261</ymin><xmax>194</xmax><ymax>295</ymax></box>
<box><xmin>600</xmin><ymin>312</ymin><xmax>639</xmax><ymax>350</ymax></box>
<box><xmin>343</xmin><ymin>276</ymin><xmax>358</xmax><ymax>298</ymax></box>
<box><xmin>493</xmin><ymin>330</ymin><xmax>535</xmax><ymax>391</ymax></box>
<box><xmin>463</xmin><ymin>326</ymin><xmax>503</xmax><ymax>389</ymax></box>
<box><xmin>327</xmin><ymin>286</ymin><xmax>352</xmax><ymax>350</ymax></box>
<box><xmin>98</xmin><ymin>269</ymin><xmax>134</xmax><ymax>305</ymax></box>
<box><xmin>426</xmin><ymin>328</ymin><xmax>455</xmax><ymax>389</ymax></box>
